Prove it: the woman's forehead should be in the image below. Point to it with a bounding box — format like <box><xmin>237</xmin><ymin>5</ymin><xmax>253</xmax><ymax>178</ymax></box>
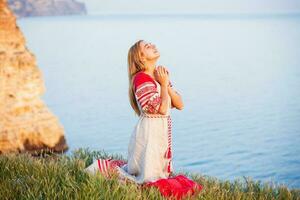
<box><xmin>140</xmin><ymin>40</ymin><xmax>148</xmax><ymax>46</ymax></box>
<box><xmin>140</xmin><ymin>40</ymin><xmax>152</xmax><ymax>49</ymax></box>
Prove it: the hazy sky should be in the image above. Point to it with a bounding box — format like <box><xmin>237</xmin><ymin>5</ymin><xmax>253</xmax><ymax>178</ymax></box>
<box><xmin>80</xmin><ymin>0</ymin><xmax>300</xmax><ymax>14</ymax></box>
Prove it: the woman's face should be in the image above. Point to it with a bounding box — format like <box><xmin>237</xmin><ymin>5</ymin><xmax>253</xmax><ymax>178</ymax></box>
<box><xmin>139</xmin><ymin>41</ymin><xmax>160</xmax><ymax>61</ymax></box>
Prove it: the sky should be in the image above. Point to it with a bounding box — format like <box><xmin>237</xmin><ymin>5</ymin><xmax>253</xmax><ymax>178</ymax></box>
<box><xmin>79</xmin><ymin>0</ymin><xmax>300</xmax><ymax>15</ymax></box>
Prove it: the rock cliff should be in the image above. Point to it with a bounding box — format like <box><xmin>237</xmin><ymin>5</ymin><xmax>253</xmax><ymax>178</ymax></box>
<box><xmin>0</xmin><ymin>0</ymin><xmax>68</xmax><ymax>153</ymax></box>
<box><xmin>8</xmin><ymin>0</ymin><xmax>86</xmax><ymax>18</ymax></box>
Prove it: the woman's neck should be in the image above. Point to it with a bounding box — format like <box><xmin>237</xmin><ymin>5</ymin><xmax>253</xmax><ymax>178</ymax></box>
<box><xmin>143</xmin><ymin>61</ymin><xmax>156</xmax><ymax>78</ymax></box>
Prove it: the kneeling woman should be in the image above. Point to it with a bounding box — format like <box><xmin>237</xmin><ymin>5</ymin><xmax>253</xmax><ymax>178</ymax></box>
<box><xmin>85</xmin><ymin>40</ymin><xmax>202</xmax><ymax>199</ymax></box>
<box><xmin>117</xmin><ymin>39</ymin><xmax>184</xmax><ymax>183</ymax></box>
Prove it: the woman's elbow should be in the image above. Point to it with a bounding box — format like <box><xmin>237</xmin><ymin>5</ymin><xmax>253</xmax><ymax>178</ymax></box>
<box><xmin>177</xmin><ymin>103</ymin><xmax>184</xmax><ymax>110</ymax></box>
<box><xmin>177</xmin><ymin>105</ymin><xmax>184</xmax><ymax>110</ymax></box>
<box><xmin>158</xmin><ymin>109</ymin><xmax>168</xmax><ymax>115</ymax></box>
<box><xmin>158</xmin><ymin>106</ymin><xmax>168</xmax><ymax>115</ymax></box>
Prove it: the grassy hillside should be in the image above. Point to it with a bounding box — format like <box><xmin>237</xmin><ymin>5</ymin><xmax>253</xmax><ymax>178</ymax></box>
<box><xmin>0</xmin><ymin>148</ymin><xmax>299</xmax><ymax>200</ymax></box>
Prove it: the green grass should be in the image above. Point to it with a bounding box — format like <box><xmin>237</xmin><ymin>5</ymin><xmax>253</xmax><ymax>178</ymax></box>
<box><xmin>0</xmin><ymin>148</ymin><xmax>299</xmax><ymax>200</ymax></box>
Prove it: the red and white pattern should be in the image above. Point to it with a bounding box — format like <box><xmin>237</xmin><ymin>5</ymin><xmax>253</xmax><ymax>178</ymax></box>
<box><xmin>95</xmin><ymin>158</ymin><xmax>127</xmax><ymax>178</ymax></box>
<box><xmin>166</xmin><ymin>115</ymin><xmax>172</xmax><ymax>174</ymax></box>
<box><xmin>133</xmin><ymin>72</ymin><xmax>162</xmax><ymax>114</ymax></box>
<box><xmin>87</xmin><ymin>157</ymin><xmax>203</xmax><ymax>200</ymax></box>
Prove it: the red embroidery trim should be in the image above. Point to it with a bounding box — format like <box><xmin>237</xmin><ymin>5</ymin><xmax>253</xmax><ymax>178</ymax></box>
<box><xmin>166</xmin><ymin>116</ymin><xmax>172</xmax><ymax>174</ymax></box>
<box><xmin>138</xmin><ymin>91</ymin><xmax>158</xmax><ymax>102</ymax></box>
<box><xmin>144</xmin><ymin>95</ymin><xmax>162</xmax><ymax>114</ymax></box>
<box><xmin>135</xmin><ymin>84</ymin><xmax>156</xmax><ymax>98</ymax></box>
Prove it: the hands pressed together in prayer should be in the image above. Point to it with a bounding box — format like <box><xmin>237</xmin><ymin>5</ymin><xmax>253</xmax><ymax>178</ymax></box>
<box><xmin>154</xmin><ymin>65</ymin><xmax>170</xmax><ymax>87</ymax></box>
<box><xmin>154</xmin><ymin>65</ymin><xmax>184</xmax><ymax>110</ymax></box>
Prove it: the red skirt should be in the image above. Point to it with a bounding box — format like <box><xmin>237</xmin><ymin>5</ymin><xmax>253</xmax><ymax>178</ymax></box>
<box><xmin>95</xmin><ymin>158</ymin><xmax>203</xmax><ymax>200</ymax></box>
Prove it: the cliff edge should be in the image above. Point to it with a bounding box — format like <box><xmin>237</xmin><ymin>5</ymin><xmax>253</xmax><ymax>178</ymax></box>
<box><xmin>0</xmin><ymin>0</ymin><xmax>68</xmax><ymax>153</ymax></box>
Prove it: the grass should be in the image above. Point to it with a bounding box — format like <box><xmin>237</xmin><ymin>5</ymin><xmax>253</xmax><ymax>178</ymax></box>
<box><xmin>0</xmin><ymin>148</ymin><xmax>299</xmax><ymax>200</ymax></box>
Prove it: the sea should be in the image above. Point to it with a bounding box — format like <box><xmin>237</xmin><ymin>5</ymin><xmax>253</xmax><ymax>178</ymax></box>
<box><xmin>18</xmin><ymin>13</ymin><xmax>300</xmax><ymax>188</ymax></box>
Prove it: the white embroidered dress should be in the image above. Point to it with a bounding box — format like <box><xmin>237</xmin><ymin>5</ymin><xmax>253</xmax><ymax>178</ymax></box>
<box><xmin>116</xmin><ymin>71</ymin><xmax>173</xmax><ymax>184</ymax></box>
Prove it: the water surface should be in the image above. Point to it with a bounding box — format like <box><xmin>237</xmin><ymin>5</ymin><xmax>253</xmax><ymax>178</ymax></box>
<box><xmin>18</xmin><ymin>14</ymin><xmax>300</xmax><ymax>188</ymax></box>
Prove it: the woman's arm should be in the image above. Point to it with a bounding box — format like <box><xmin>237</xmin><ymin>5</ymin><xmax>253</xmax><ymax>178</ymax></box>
<box><xmin>156</xmin><ymin>65</ymin><xmax>184</xmax><ymax>111</ymax></box>
<box><xmin>168</xmin><ymin>86</ymin><xmax>184</xmax><ymax>110</ymax></box>
<box><xmin>154</xmin><ymin>66</ymin><xmax>170</xmax><ymax>115</ymax></box>
<box><xmin>158</xmin><ymin>84</ymin><xmax>169</xmax><ymax>115</ymax></box>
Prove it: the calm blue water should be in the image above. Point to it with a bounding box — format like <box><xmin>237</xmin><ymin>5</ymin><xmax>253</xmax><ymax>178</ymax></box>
<box><xmin>18</xmin><ymin>14</ymin><xmax>300</xmax><ymax>188</ymax></box>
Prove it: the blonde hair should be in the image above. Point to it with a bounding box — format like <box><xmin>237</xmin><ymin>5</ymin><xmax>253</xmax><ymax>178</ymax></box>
<box><xmin>127</xmin><ymin>40</ymin><xmax>146</xmax><ymax>116</ymax></box>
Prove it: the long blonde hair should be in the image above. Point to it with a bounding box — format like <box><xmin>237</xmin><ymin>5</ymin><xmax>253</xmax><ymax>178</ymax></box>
<box><xmin>127</xmin><ymin>40</ymin><xmax>146</xmax><ymax>116</ymax></box>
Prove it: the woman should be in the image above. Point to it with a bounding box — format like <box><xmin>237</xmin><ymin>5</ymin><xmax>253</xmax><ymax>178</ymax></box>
<box><xmin>85</xmin><ymin>40</ymin><xmax>203</xmax><ymax>199</ymax></box>
<box><xmin>117</xmin><ymin>39</ymin><xmax>184</xmax><ymax>183</ymax></box>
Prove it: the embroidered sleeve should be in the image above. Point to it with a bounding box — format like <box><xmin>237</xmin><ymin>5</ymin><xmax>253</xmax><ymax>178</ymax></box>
<box><xmin>133</xmin><ymin>73</ymin><xmax>162</xmax><ymax>114</ymax></box>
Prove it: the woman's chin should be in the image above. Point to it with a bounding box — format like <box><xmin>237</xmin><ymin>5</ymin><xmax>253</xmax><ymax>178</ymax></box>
<box><xmin>150</xmin><ymin>55</ymin><xmax>160</xmax><ymax>61</ymax></box>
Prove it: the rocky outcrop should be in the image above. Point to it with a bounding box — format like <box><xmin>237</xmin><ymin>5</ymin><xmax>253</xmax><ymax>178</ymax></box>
<box><xmin>7</xmin><ymin>0</ymin><xmax>86</xmax><ymax>18</ymax></box>
<box><xmin>0</xmin><ymin>0</ymin><xmax>68</xmax><ymax>154</ymax></box>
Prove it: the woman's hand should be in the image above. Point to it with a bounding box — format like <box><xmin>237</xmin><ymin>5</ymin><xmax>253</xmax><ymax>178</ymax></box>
<box><xmin>154</xmin><ymin>66</ymin><xmax>169</xmax><ymax>87</ymax></box>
